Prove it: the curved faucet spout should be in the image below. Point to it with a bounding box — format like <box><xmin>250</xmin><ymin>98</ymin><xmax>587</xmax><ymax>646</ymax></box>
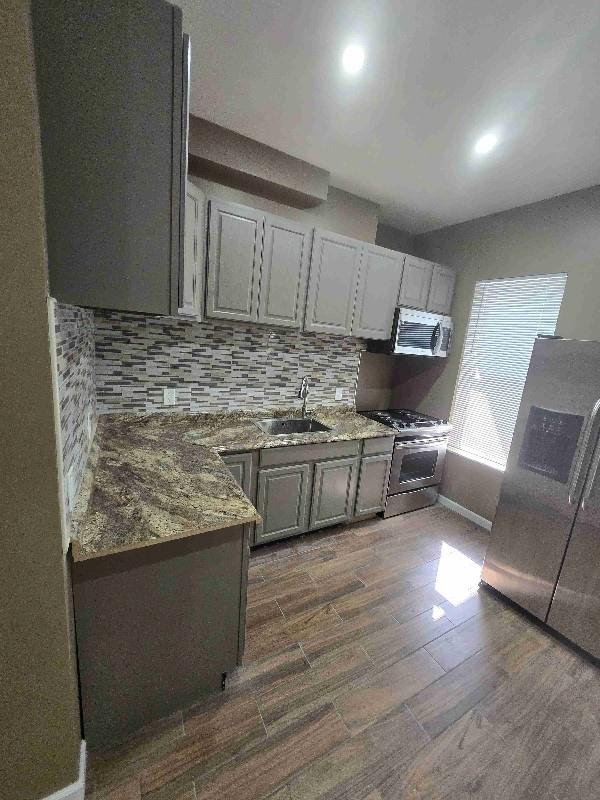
<box><xmin>298</xmin><ymin>376</ymin><xmax>311</xmax><ymax>418</ymax></box>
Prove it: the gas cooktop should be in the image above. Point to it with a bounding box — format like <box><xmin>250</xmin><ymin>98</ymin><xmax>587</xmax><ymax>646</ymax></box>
<box><xmin>361</xmin><ymin>408</ymin><xmax>452</xmax><ymax>437</ymax></box>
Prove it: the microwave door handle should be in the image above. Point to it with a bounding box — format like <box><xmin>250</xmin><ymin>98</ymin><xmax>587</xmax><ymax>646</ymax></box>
<box><xmin>569</xmin><ymin>398</ymin><xmax>600</xmax><ymax>505</ymax></box>
<box><xmin>431</xmin><ymin>323</ymin><xmax>441</xmax><ymax>355</ymax></box>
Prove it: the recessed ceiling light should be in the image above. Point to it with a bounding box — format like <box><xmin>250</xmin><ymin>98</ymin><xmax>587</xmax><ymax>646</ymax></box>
<box><xmin>342</xmin><ymin>43</ymin><xmax>365</xmax><ymax>75</ymax></box>
<box><xmin>474</xmin><ymin>133</ymin><xmax>499</xmax><ymax>155</ymax></box>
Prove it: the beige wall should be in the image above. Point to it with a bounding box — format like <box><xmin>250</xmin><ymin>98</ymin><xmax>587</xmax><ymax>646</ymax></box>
<box><xmin>408</xmin><ymin>184</ymin><xmax>600</xmax><ymax>520</ymax></box>
<box><xmin>188</xmin><ymin>116</ymin><xmax>329</xmax><ymax>207</ymax></box>
<box><xmin>375</xmin><ymin>222</ymin><xmax>415</xmax><ymax>255</ymax></box>
<box><xmin>355</xmin><ymin>352</ymin><xmax>395</xmax><ymax>410</ymax></box>
<box><xmin>0</xmin><ymin>3</ymin><xmax>81</xmax><ymax>797</ymax></box>
<box><xmin>190</xmin><ymin>175</ymin><xmax>380</xmax><ymax>243</ymax></box>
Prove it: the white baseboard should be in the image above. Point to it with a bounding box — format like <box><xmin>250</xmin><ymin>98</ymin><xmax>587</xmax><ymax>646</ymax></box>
<box><xmin>42</xmin><ymin>741</ymin><xmax>86</xmax><ymax>800</ymax></box>
<box><xmin>438</xmin><ymin>495</ymin><xmax>493</xmax><ymax>532</ymax></box>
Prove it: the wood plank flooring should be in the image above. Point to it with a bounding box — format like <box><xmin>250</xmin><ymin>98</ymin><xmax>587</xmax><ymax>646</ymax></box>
<box><xmin>85</xmin><ymin>506</ymin><xmax>600</xmax><ymax>800</ymax></box>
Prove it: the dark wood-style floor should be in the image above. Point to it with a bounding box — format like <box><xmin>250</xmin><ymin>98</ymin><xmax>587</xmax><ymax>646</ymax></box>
<box><xmin>86</xmin><ymin>506</ymin><xmax>600</xmax><ymax>800</ymax></box>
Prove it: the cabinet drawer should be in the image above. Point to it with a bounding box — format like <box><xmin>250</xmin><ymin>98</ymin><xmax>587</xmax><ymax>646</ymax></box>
<box><xmin>362</xmin><ymin>436</ymin><xmax>395</xmax><ymax>456</ymax></box>
<box><xmin>260</xmin><ymin>439</ymin><xmax>360</xmax><ymax>467</ymax></box>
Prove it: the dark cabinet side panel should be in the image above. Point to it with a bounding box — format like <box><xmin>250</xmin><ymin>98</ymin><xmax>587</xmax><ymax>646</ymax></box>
<box><xmin>32</xmin><ymin>0</ymin><xmax>182</xmax><ymax>314</ymax></box>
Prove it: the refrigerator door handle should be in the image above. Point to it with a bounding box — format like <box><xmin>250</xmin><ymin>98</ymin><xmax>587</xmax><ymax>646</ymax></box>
<box><xmin>569</xmin><ymin>398</ymin><xmax>600</xmax><ymax>505</ymax></box>
<box><xmin>582</xmin><ymin>445</ymin><xmax>600</xmax><ymax>510</ymax></box>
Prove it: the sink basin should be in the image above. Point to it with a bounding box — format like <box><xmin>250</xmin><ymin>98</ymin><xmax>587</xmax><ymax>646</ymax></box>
<box><xmin>253</xmin><ymin>417</ymin><xmax>331</xmax><ymax>436</ymax></box>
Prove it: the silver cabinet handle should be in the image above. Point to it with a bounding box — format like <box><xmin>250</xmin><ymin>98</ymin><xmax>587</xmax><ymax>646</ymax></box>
<box><xmin>569</xmin><ymin>398</ymin><xmax>600</xmax><ymax>505</ymax></box>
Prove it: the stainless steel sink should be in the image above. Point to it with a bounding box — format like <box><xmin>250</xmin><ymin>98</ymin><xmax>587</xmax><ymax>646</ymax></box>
<box><xmin>253</xmin><ymin>417</ymin><xmax>331</xmax><ymax>436</ymax></box>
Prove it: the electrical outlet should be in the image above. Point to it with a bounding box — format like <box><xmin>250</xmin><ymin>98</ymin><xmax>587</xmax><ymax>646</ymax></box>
<box><xmin>163</xmin><ymin>387</ymin><xmax>177</xmax><ymax>406</ymax></box>
<box><xmin>335</xmin><ymin>387</ymin><xmax>345</xmax><ymax>401</ymax></box>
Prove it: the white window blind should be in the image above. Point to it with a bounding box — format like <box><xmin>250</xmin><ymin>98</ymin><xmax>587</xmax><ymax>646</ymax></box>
<box><xmin>450</xmin><ymin>273</ymin><xmax>567</xmax><ymax>468</ymax></box>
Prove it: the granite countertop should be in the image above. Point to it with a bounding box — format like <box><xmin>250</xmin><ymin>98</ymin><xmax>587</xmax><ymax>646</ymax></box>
<box><xmin>71</xmin><ymin>407</ymin><xmax>393</xmax><ymax>562</ymax></box>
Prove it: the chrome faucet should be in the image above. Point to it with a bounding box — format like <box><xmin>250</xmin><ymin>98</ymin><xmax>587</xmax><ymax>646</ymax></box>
<box><xmin>298</xmin><ymin>375</ymin><xmax>311</xmax><ymax>418</ymax></box>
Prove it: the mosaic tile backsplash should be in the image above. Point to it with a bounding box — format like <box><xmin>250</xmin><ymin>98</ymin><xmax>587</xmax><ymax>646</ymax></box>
<box><xmin>53</xmin><ymin>302</ymin><xmax>97</xmax><ymax>518</ymax></box>
<box><xmin>94</xmin><ymin>311</ymin><xmax>366</xmax><ymax>414</ymax></box>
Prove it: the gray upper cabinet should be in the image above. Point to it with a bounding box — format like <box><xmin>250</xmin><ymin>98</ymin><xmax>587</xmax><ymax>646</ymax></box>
<box><xmin>205</xmin><ymin>201</ymin><xmax>312</xmax><ymax>329</ymax></box>
<box><xmin>32</xmin><ymin>0</ymin><xmax>187</xmax><ymax>315</ymax></box>
<box><xmin>310</xmin><ymin>457</ymin><xmax>359</xmax><ymax>530</ymax></box>
<box><xmin>257</xmin><ymin>215</ymin><xmax>312</xmax><ymax>328</ymax></box>
<box><xmin>206</xmin><ymin>200</ymin><xmax>264</xmax><ymax>323</ymax></box>
<box><xmin>427</xmin><ymin>264</ymin><xmax>456</xmax><ymax>315</ymax></box>
<box><xmin>304</xmin><ymin>230</ymin><xmax>363</xmax><ymax>336</ymax></box>
<box><xmin>397</xmin><ymin>256</ymin><xmax>434</xmax><ymax>310</ymax></box>
<box><xmin>354</xmin><ymin>453</ymin><xmax>392</xmax><ymax>517</ymax></box>
<box><xmin>255</xmin><ymin>463</ymin><xmax>311</xmax><ymax>544</ymax></box>
<box><xmin>353</xmin><ymin>245</ymin><xmax>405</xmax><ymax>339</ymax></box>
<box><xmin>179</xmin><ymin>182</ymin><xmax>205</xmax><ymax>319</ymax></box>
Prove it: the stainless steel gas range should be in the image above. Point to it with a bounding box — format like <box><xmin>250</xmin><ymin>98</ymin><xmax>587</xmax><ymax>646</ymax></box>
<box><xmin>361</xmin><ymin>409</ymin><xmax>452</xmax><ymax>516</ymax></box>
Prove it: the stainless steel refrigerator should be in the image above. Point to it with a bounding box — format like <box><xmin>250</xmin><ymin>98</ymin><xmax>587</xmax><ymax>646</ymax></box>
<box><xmin>481</xmin><ymin>337</ymin><xmax>600</xmax><ymax>658</ymax></box>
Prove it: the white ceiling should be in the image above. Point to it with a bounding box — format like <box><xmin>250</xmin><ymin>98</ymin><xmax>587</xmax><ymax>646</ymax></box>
<box><xmin>177</xmin><ymin>0</ymin><xmax>600</xmax><ymax>233</ymax></box>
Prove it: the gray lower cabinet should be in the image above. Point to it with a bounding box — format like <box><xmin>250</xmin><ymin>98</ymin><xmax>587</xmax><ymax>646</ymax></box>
<box><xmin>352</xmin><ymin>245</ymin><xmax>405</xmax><ymax>339</ymax></box>
<box><xmin>354</xmin><ymin>453</ymin><xmax>392</xmax><ymax>516</ymax></box>
<box><xmin>310</xmin><ymin>457</ymin><xmax>359</xmax><ymax>530</ymax></box>
<box><xmin>222</xmin><ymin>451</ymin><xmax>257</xmax><ymax>655</ymax></box>
<box><xmin>304</xmin><ymin>229</ymin><xmax>363</xmax><ymax>335</ymax></box>
<box><xmin>222</xmin><ymin>451</ymin><xmax>257</xmax><ymax>503</ymax></box>
<box><xmin>72</xmin><ymin>526</ymin><xmax>248</xmax><ymax>749</ymax></box>
<box><xmin>251</xmin><ymin>439</ymin><xmax>394</xmax><ymax>546</ymax></box>
<box><xmin>397</xmin><ymin>255</ymin><xmax>434</xmax><ymax>310</ymax></box>
<box><xmin>255</xmin><ymin>463</ymin><xmax>312</xmax><ymax>544</ymax></box>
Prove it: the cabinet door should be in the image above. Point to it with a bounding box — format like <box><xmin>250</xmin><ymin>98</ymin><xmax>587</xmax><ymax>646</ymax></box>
<box><xmin>304</xmin><ymin>230</ymin><xmax>362</xmax><ymax>336</ymax></box>
<box><xmin>397</xmin><ymin>256</ymin><xmax>434</xmax><ymax>310</ymax></box>
<box><xmin>354</xmin><ymin>454</ymin><xmax>392</xmax><ymax>516</ymax></box>
<box><xmin>206</xmin><ymin>200</ymin><xmax>264</xmax><ymax>322</ymax></box>
<box><xmin>179</xmin><ymin>182</ymin><xmax>205</xmax><ymax>319</ymax></box>
<box><xmin>222</xmin><ymin>452</ymin><xmax>257</xmax><ymax>502</ymax></box>
<box><xmin>427</xmin><ymin>264</ymin><xmax>455</xmax><ymax>315</ymax></box>
<box><xmin>353</xmin><ymin>245</ymin><xmax>405</xmax><ymax>339</ymax></box>
<box><xmin>222</xmin><ymin>452</ymin><xmax>256</xmax><ymax>659</ymax></box>
<box><xmin>255</xmin><ymin>464</ymin><xmax>311</xmax><ymax>544</ymax></box>
<box><xmin>32</xmin><ymin>0</ymin><xmax>185</xmax><ymax>316</ymax></box>
<box><xmin>258</xmin><ymin>215</ymin><xmax>312</xmax><ymax>328</ymax></box>
<box><xmin>310</xmin><ymin>457</ymin><xmax>359</xmax><ymax>530</ymax></box>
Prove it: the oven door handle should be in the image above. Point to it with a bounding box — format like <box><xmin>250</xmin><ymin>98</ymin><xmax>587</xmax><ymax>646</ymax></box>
<box><xmin>394</xmin><ymin>437</ymin><xmax>447</xmax><ymax>450</ymax></box>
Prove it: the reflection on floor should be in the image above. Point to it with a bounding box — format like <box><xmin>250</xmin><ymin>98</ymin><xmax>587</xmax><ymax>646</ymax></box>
<box><xmin>86</xmin><ymin>506</ymin><xmax>600</xmax><ymax>800</ymax></box>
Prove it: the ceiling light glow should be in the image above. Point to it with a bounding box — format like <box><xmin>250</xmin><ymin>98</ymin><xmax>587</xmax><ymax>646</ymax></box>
<box><xmin>342</xmin><ymin>43</ymin><xmax>365</xmax><ymax>75</ymax></box>
<box><xmin>474</xmin><ymin>133</ymin><xmax>499</xmax><ymax>155</ymax></box>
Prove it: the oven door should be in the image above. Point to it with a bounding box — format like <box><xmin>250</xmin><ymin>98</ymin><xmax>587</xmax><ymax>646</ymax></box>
<box><xmin>389</xmin><ymin>437</ymin><xmax>447</xmax><ymax>493</ymax></box>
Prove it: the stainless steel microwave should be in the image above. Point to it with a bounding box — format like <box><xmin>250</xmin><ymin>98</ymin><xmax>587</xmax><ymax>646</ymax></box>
<box><xmin>390</xmin><ymin>308</ymin><xmax>453</xmax><ymax>357</ymax></box>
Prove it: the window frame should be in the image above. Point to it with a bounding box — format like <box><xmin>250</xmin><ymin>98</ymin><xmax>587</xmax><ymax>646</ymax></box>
<box><xmin>448</xmin><ymin>272</ymin><xmax>567</xmax><ymax>469</ymax></box>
